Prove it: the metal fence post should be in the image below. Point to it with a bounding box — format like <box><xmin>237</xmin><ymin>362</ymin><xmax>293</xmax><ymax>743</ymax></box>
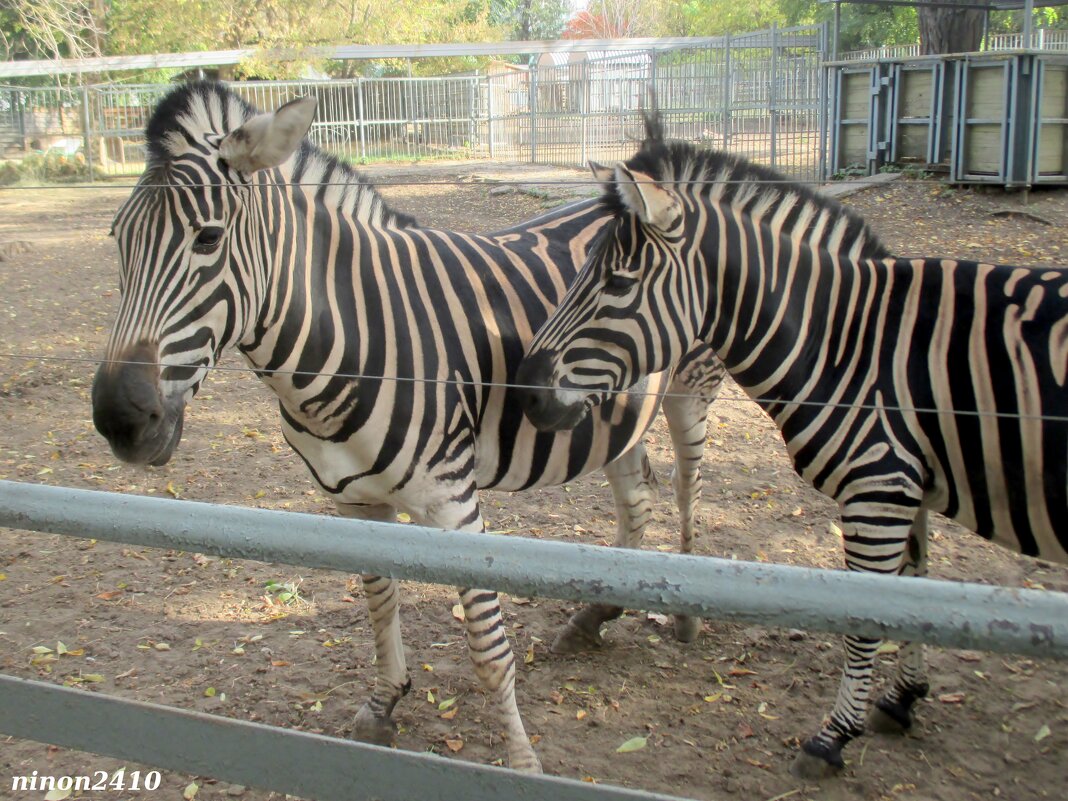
<box><xmin>468</xmin><ymin>75</ymin><xmax>477</xmax><ymax>155</ymax></box>
<box><xmin>79</xmin><ymin>85</ymin><xmax>95</xmax><ymax>182</ymax></box>
<box><xmin>357</xmin><ymin>77</ymin><xmax>366</xmax><ymax>161</ymax></box>
<box><xmin>529</xmin><ymin>61</ymin><xmax>538</xmax><ymax>164</ymax></box>
<box><xmin>770</xmin><ymin>22</ymin><xmax>779</xmax><ymax>169</ymax></box>
<box><xmin>486</xmin><ymin>74</ymin><xmax>495</xmax><ymax>159</ymax></box>
<box><xmin>581</xmin><ymin>60</ymin><xmax>589</xmax><ymax>167</ymax></box>
<box><xmin>723</xmin><ymin>35</ymin><xmax>732</xmax><ymax>150</ymax></box>
<box><xmin>818</xmin><ymin>21</ymin><xmax>830</xmax><ymax>182</ymax></box>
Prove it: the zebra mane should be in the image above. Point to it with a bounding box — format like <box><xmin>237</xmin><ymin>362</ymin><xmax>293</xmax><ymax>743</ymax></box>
<box><xmin>143</xmin><ymin>80</ymin><xmax>416</xmax><ymax>228</ymax></box>
<box><xmin>603</xmin><ymin>117</ymin><xmax>888</xmax><ymax>260</ymax></box>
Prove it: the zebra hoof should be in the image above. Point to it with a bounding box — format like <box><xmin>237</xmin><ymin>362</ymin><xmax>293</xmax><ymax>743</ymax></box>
<box><xmin>673</xmin><ymin>615</ymin><xmax>701</xmax><ymax>643</ymax></box>
<box><xmin>550</xmin><ymin>620</ymin><xmax>605</xmax><ymax>654</ymax></box>
<box><xmin>789</xmin><ymin>739</ymin><xmax>845</xmax><ymax>780</ymax></box>
<box><xmin>510</xmin><ymin>750</ymin><xmax>543</xmax><ymax>774</ymax></box>
<box><xmin>352</xmin><ymin>704</ymin><xmax>397</xmax><ymax>746</ymax></box>
<box><xmin>869</xmin><ymin>696</ymin><xmax>913</xmax><ymax>735</ymax></box>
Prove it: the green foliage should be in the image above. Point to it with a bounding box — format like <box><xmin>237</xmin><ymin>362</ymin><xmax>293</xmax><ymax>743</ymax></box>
<box><xmin>489</xmin><ymin>0</ymin><xmax>571</xmax><ymax>40</ymax></box>
<box><xmin>665</xmin><ymin>0</ymin><xmax>786</xmax><ymax>37</ymax></box>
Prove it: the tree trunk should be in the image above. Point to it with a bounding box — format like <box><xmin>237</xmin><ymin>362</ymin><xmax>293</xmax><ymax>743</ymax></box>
<box><xmin>918</xmin><ymin>1</ymin><xmax>985</xmax><ymax>55</ymax></box>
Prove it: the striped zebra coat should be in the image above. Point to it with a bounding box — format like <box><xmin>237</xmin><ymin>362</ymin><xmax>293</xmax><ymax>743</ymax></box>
<box><xmin>90</xmin><ymin>83</ymin><xmax>724</xmax><ymax>772</ymax></box>
<box><xmin>517</xmin><ymin>119</ymin><xmax>1068</xmax><ymax>778</ymax></box>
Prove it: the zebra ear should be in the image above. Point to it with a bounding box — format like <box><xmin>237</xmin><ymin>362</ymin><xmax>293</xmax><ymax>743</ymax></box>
<box><xmin>219</xmin><ymin>95</ymin><xmax>317</xmax><ymax>173</ymax></box>
<box><xmin>589</xmin><ymin>161</ymin><xmax>616</xmax><ymax>185</ymax></box>
<box><xmin>614</xmin><ymin>165</ymin><xmax>682</xmax><ymax>231</ymax></box>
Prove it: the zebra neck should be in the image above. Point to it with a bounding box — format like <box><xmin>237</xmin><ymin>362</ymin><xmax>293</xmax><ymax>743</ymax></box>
<box><xmin>699</xmin><ymin>215</ymin><xmax>852</xmax><ymax>410</ymax></box>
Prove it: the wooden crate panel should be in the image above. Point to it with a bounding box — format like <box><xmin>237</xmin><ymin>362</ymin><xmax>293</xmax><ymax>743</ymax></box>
<box><xmin>842</xmin><ymin>73</ymin><xmax>871</xmax><ymax>119</ymax></box>
<box><xmin>965</xmin><ymin>67</ymin><xmax>1007</xmax><ymax>119</ymax></box>
<box><xmin>841</xmin><ymin>125</ymin><xmax>868</xmax><ymax>166</ymax></box>
<box><xmin>1040</xmin><ymin>66</ymin><xmax>1067</xmax><ymax>118</ymax></box>
<box><xmin>1036</xmin><ymin>124</ymin><xmax>1066</xmax><ymax>174</ymax></box>
<box><xmin>964</xmin><ymin>124</ymin><xmax>1004</xmax><ymax>173</ymax></box>
<box><xmin>899</xmin><ymin>70</ymin><xmax>933</xmax><ymax>118</ymax></box>
<box><xmin>898</xmin><ymin>124</ymin><xmax>929</xmax><ymax>159</ymax></box>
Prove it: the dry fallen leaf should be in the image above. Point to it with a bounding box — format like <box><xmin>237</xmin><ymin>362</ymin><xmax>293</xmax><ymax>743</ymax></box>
<box><xmin>445</xmin><ymin>738</ymin><xmax>464</xmax><ymax>753</ymax></box>
<box><xmin>938</xmin><ymin>692</ymin><xmax>966</xmax><ymax>704</ymax></box>
<box><xmin>616</xmin><ymin>736</ymin><xmax>647</xmax><ymax>753</ymax></box>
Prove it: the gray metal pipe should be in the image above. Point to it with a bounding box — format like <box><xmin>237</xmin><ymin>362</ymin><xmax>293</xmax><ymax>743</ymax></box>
<box><xmin>0</xmin><ymin>675</ymin><xmax>681</xmax><ymax>801</ymax></box>
<box><xmin>0</xmin><ymin>480</ymin><xmax>1065</xmax><ymax>657</ymax></box>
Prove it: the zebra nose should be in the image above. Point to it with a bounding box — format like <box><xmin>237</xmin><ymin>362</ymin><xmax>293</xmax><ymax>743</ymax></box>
<box><xmin>515</xmin><ymin>350</ymin><xmax>557</xmax><ymax>424</ymax></box>
<box><xmin>91</xmin><ymin>343</ymin><xmax>165</xmax><ymax>452</ymax></box>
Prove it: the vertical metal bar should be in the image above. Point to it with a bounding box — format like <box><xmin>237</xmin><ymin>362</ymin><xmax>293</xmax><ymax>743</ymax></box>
<box><xmin>818</xmin><ymin>22</ymin><xmax>830</xmax><ymax>181</ymax></box>
<box><xmin>723</xmin><ymin>35</ymin><xmax>732</xmax><ymax>151</ymax></box>
<box><xmin>770</xmin><ymin>22</ymin><xmax>779</xmax><ymax>169</ymax></box>
<box><xmin>1023</xmin><ymin>0</ymin><xmax>1035</xmax><ymax>50</ymax></box>
<box><xmin>581</xmin><ymin>60</ymin><xmax>589</xmax><ymax>167</ymax></box>
<box><xmin>469</xmin><ymin>75</ymin><xmax>476</xmax><ymax>156</ymax></box>
<box><xmin>80</xmin><ymin>84</ymin><xmax>94</xmax><ymax>182</ymax></box>
<box><xmin>529</xmin><ymin>61</ymin><xmax>537</xmax><ymax>164</ymax></box>
<box><xmin>832</xmin><ymin>2</ymin><xmax>841</xmax><ymax>62</ymax></box>
<box><xmin>486</xmin><ymin>73</ymin><xmax>495</xmax><ymax>159</ymax></box>
<box><xmin>357</xmin><ymin>77</ymin><xmax>366</xmax><ymax>161</ymax></box>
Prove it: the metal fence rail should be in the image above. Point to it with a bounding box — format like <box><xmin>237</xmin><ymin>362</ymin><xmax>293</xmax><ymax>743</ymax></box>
<box><xmin>1</xmin><ymin>480</ymin><xmax>1065</xmax><ymax>655</ymax></box>
<box><xmin>1</xmin><ymin>479</ymin><xmax>1066</xmax><ymax>798</ymax></box>
<box><xmin>0</xmin><ymin>675</ymin><xmax>681</xmax><ymax>801</ymax></box>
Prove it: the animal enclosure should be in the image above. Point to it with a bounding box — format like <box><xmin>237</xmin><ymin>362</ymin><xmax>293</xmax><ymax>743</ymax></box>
<box><xmin>0</xmin><ymin>168</ymin><xmax>1066</xmax><ymax>801</ymax></box>
<box><xmin>1</xmin><ymin>26</ymin><xmax>827</xmax><ymax>182</ymax></box>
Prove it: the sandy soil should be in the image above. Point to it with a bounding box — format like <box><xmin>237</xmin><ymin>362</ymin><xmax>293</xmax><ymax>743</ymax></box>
<box><xmin>0</xmin><ymin>167</ymin><xmax>1066</xmax><ymax>801</ymax></box>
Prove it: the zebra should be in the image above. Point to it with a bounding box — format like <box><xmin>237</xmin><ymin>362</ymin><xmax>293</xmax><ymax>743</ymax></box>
<box><xmin>89</xmin><ymin>82</ymin><xmax>726</xmax><ymax>772</ymax></box>
<box><xmin>516</xmin><ymin>115</ymin><xmax>1068</xmax><ymax>778</ymax></box>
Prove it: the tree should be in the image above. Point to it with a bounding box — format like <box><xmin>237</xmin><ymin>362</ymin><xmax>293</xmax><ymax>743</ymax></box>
<box><xmin>0</xmin><ymin>0</ymin><xmax>102</xmax><ymax>61</ymax></box>
<box><xmin>918</xmin><ymin>0</ymin><xmax>983</xmax><ymax>54</ymax></box>
<box><xmin>489</xmin><ymin>0</ymin><xmax>571</xmax><ymax>41</ymax></box>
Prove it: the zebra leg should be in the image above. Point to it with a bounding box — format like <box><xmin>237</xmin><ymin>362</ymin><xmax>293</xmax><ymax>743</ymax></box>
<box><xmin>423</xmin><ymin>498</ymin><xmax>540</xmax><ymax>773</ymax></box>
<box><xmin>337</xmin><ymin>503</ymin><xmax>412</xmax><ymax>746</ymax></box>
<box><xmin>458</xmin><ymin>587</ymin><xmax>541</xmax><ymax>772</ymax></box>
<box><xmin>550</xmin><ymin>445</ymin><xmax>657</xmax><ymax>654</ymax></box>
<box><xmin>870</xmin><ymin>510</ymin><xmax>931</xmax><ymax>734</ymax></box>
<box><xmin>791</xmin><ymin>499</ymin><xmax>918</xmax><ymax>780</ymax></box>
<box><xmin>661</xmin><ymin>358</ymin><xmax>720</xmax><ymax>643</ymax></box>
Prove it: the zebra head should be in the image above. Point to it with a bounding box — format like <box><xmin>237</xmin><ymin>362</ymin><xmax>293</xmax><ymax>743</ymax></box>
<box><xmin>92</xmin><ymin>82</ymin><xmax>317</xmax><ymax>465</ymax></box>
<box><xmin>517</xmin><ymin>159</ymin><xmax>700</xmax><ymax>432</ymax></box>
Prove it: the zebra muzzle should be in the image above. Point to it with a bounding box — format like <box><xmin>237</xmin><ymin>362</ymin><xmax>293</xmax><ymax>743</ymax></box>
<box><xmin>91</xmin><ymin>343</ymin><xmax>187</xmax><ymax>466</ymax></box>
<box><xmin>515</xmin><ymin>350</ymin><xmax>588</xmax><ymax>432</ymax></box>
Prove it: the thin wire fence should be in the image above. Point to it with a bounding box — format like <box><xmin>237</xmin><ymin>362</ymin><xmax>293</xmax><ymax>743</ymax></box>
<box><xmin>1</xmin><ymin>25</ymin><xmax>828</xmax><ymax>181</ymax></box>
<box><xmin>3</xmin><ymin>352</ymin><xmax>1066</xmax><ymax>423</ymax></box>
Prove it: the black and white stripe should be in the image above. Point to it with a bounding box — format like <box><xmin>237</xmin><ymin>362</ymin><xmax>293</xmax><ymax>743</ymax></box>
<box><xmin>518</xmin><ymin>115</ymin><xmax>1068</xmax><ymax>778</ymax></box>
<box><xmin>91</xmin><ymin>82</ymin><xmax>726</xmax><ymax>772</ymax></box>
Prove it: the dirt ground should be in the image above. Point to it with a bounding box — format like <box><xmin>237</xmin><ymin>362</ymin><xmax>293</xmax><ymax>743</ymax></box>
<box><xmin>1</xmin><ymin>165</ymin><xmax>1066</xmax><ymax>801</ymax></box>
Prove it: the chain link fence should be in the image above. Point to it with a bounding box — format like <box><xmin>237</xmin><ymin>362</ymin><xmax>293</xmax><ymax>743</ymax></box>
<box><xmin>2</xmin><ymin>25</ymin><xmax>827</xmax><ymax>181</ymax></box>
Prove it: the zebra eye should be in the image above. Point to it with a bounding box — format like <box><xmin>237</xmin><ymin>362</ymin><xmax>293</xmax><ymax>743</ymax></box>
<box><xmin>604</xmin><ymin>272</ymin><xmax>638</xmax><ymax>295</ymax></box>
<box><xmin>192</xmin><ymin>226</ymin><xmax>225</xmax><ymax>254</ymax></box>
